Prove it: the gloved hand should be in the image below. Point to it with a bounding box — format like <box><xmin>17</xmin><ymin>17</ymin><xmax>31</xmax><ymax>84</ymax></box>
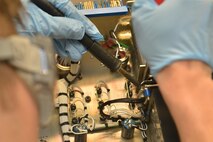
<box><xmin>17</xmin><ymin>0</ymin><xmax>104</xmax><ymax>62</ymax></box>
<box><xmin>132</xmin><ymin>0</ymin><xmax>213</xmax><ymax>76</ymax></box>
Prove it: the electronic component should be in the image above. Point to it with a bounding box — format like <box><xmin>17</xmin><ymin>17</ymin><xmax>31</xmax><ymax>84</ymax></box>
<box><xmin>121</xmin><ymin>119</ymin><xmax>135</xmax><ymax>139</ymax></box>
<box><xmin>30</xmin><ymin>1</ymin><xmax>166</xmax><ymax>142</ymax></box>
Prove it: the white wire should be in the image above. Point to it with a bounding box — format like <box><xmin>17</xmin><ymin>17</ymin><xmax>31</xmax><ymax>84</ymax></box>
<box><xmin>110</xmin><ymin>104</ymin><xmax>117</xmax><ymax>110</ymax></box>
<box><xmin>67</xmin><ymin>84</ymin><xmax>84</xmax><ymax>98</ymax></box>
<box><xmin>114</xmin><ymin>40</ymin><xmax>122</xmax><ymax>59</ymax></box>
<box><xmin>133</xmin><ymin>123</ymin><xmax>148</xmax><ymax>131</ymax></box>
<box><xmin>70</xmin><ymin>124</ymin><xmax>88</xmax><ymax>135</ymax></box>
<box><xmin>68</xmin><ymin>84</ymin><xmax>83</xmax><ymax>92</ymax></box>
<box><xmin>113</xmin><ymin>23</ymin><xmax>119</xmax><ymax>39</ymax></box>
<box><xmin>95</xmin><ymin>80</ymin><xmax>110</xmax><ymax>96</ymax></box>
<box><xmin>101</xmin><ymin>92</ymin><xmax>110</xmax><ymax>101</ymax></box>
<box><xmin>95</xmin><ymin>82</ymin><xmax>111</xmax><ymax>101</ymax></box>
<box><xmin>74</xmin><ymin>108</ymin><xmax>86</xmax><ymax>118</ymax></box>
<box><xmin>104</xmin><ymin>104</ymin><xmax>117</xmax><ymax>115</ymax></box>
<box><xmin>109</xmin><ymin>108</ymin><xmax>142</xmax><ymax>118</ymax></box>
<box><xmin>95</xmin><ymin>80</ymin><xmax>109</xmax><ymax>89</ymax></box>
<box><xmin>69</xmin><ymin>98</ymin><xmax>86</xmax><ymax>117</ymax></box>
<box><xmin>71</xmin><ymin>97</ymin><xmax>85</xmax><ymax>105</ymax></box>
<box><xmin>69</xmin><ymin>96</ymin><xmax>82</xmax><ymax>101</ymax></box>
<box><xmin>83</xmin><ymin>116</ymin><xmax>95</xmax><ymax>131</ymax></box>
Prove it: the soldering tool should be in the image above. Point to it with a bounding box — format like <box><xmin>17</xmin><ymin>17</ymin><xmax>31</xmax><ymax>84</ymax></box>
<box><xmin>31</xmin><ymin>0</ymin><xmax>140</xmax><ymax>86</ymax></box>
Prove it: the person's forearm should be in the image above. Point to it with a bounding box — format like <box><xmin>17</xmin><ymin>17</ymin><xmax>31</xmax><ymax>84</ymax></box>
<box><xmin>156</xmin><ymin>60</ymin><xmax>213</xmax><ymax>142</ymax></box>
<box><xmin>0</xmin><ymin>63</ymin><xmax>39</xmax><ymax>142</ymax></box>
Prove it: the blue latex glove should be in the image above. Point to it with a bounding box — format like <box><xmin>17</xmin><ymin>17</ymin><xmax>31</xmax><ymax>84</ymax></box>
<box><xmin>132</xmin><ymin>0</ymin><xmax>213</xmax><ymax>76</ymax></box>
<box><xmin>17</xmin><ymin>0</ymin><xmax>104</xmax><ymax>62</ymax></box>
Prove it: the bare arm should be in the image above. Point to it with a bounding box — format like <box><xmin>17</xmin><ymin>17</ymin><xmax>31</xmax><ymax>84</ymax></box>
<box><xmin>0</xmin><ymin>63</ymin><xmax>39</xmax><ymax>142</ymax></box>
<box><xmin>156</xmin><ymin>60</ymin><xmax>213</xmax><ymax>142</ymax></box>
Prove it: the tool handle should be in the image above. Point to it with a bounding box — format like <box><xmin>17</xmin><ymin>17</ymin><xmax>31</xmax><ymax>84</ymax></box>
<box><xmin>31</xmin><ymin>0</ymin><xmax>64</xmax><ymax>16</ymax></box>
<box><xmin>80</xmin><ymin>35</ymin><xmax>121</xmax><ymax>71</ymax></box>
<box><xmin>30</xmin><ymin>0</ymin><xmax>122</xmax><ymax>72</ymax></box>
